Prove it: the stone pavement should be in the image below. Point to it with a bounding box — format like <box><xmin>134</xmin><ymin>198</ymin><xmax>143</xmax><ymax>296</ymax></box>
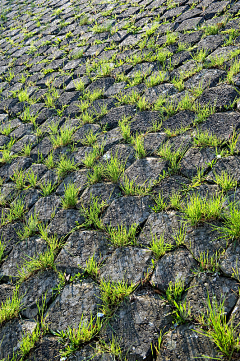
<box><xmin>1</xmin><ymin>0</ymin><xmax>240</xmax><ymax>359</ymax></box>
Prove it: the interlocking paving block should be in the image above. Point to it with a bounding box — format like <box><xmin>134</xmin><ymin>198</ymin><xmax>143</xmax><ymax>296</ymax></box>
<box><xmin>185</xmin><ymin>273</ymin><xmax>239</xmax><ymax>318</ymax></box>
<box><xmin>19</xmin><ymin>270</ymin><xmax>59</xmax><ymax>318</ymax></box>
<box><xmin>99</xmin><ymin>105</ymin><xmax>136</xmax><ymax>130</ymax></box>
<box><xmin>48</xmin><ymin>209</ymin><xmax>85</xmax><ymax>238</ymax></box>
<box><xmin>199</xmin><ymin>112</ymin><xmax>240</xmax><ymax>141</ymax></box>
<box><xmin>0</xmin><ymin>319</ymin><xmax>37</xmax><ymax>360</ymax></box>
<box><xmin>0</xmin><ymin>237</ymin><xmax>48</xmax><ymax>280</ymax></box>
<box><xmin>197</xmin><ymin>85</ymin><xmax>239</xmax><ymax>111</ymax></box>
<box><xmin>153</xmin><ymin>175</ymin><xmax>190</xmax><ymax>203</ymax></box>
<box><xmin>185</xmin><ymin>69</ymin><xmax>227</xmax><ymax>90</ymax></box>
<box><xmin>158</xmin><ymin>324</ymin><xmax>218</xmax><ymax>361</ymax></box>
<box><xmin>180</xmin><ymin>147</ymin><xmax>215</xmax><ymax>179</ymax></box>
<box><xmin>68</xmin><ymin>344</ymin><xmax>112</xmax><ymax>361</ymax></box>
<box><xmin>55</xmin><ymin>230</ymin><xmax>111</xmax><ymax>275</ymax></box>
<box><xmin>122</xmin><ymin>158</ymin><xmax>168</xmax><ymax>187</ymax></box>
<box><xmin>27</xmin><ymin>195</ymin><xmax>61</xmax><ymax>222</ymax></box>
<box><xmin>162</xmin><ymin>110</ymin><xmax>196</xmax><ymax>132</ymax></box>
<box><xmin>185</xmin><ymin>222</ymin><xmax>227</xmax><ymax>259</ymax></box>
<box><xmin>78</xmin><ymin>182</ymin><xmax>121</xmax><ymax>208</ymax></box>
<box><xmin>100</xmin><ymin>247</ymin><xmax>153</xmax><ymax>284</ymax></box>
<box><xmin>45</xmin><ymin>278</ymin><xmax>102</xmax><ymax>331</ymax></box>
<box><xmin>55</xmin><ymin>169</ymin><xmax>88</xmax><ymax>196</ymax></box>
<box><xmin>1</xmin><ymin>0</ymin><xmax>240</xmax><ymax>357</ymax></box>
<box><xmin>130</xmin><ymin>111</ymin><xmax>162</xmax><ymax>134</ymax></box>
<box><xmin>144</xmin><ymin>83</ymin><xmax>177</xmax><ymax>103</ymax></box>
<box><xmin>0</xmin><ymin>283</ymin><xmax>14</xmax><ymax>306</ymax></box>
<box><xmin>26</xmin><ymin>336</ymin><xmax>62</xmax><ymax>361</ymax></box>
<box><xmin>219</xmin><ymin>243</ymin><xmax>240</xmax><ymax>278</ymax></box>
<box><xmin>151</xmin><ymin>248</ymin><xmax>197</xmax><ymax>291</ymax></box>
<box><xmin>101</xmin><ymin>289</ymin><xmax>172</xmax><ymax>361</ymax></box>
<box><xmin>102</xmin><ymin>196</ymin><xmax>153</xmax><ymax>229</ymax></box>
<box><xmin>143</xmin><ymin>132</ymin><xmax>167</xmax><ymax>155</ymax></box>
<box><xmin>138</xmin><ymin>211</ymin><xmax>182</xmax><ymax>247</ymax></box>
<box><xmin>206</xmin><ymin>156</ymin><xmax>240</xmax><ymax>183</ymax></box>
<box><xmin>100</xmin><ymin>143</ymin><xmax>136</xmax><ymax>169</ymax></box>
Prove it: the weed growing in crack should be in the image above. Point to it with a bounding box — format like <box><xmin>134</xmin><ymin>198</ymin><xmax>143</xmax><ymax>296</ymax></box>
<box><xmin>195</xmin><ymin>294</ymin><xmax>240</xmax><ymax>360</ymax></box>
<box><xmin>100</xmin><ymin>279</ymin><xmax>135</xmax><ymax>318</ymax></box>
<box><xmin>166</xmin><ymin>277</ymin><xmax>185</xmax><ymax>304</ymax></box>
<box><xmin>10</xmin><ymin>169</ymin><xmax>26</xmax><ymax>190</ymax></box>
<box><xmin>57</xmin><ymin>155</ymin><xmax>78</xmax><ymax>178</ymax></box>
<box><xmin>79</xmin><ymin>195</ymin><xmax>106</xmax><ymax>230</ymax></box>
<box><xmin>56</xmin><ymin>315</ymin><xmax>102</xmax><ymax>357</ymax></box>
<box><xmin>5</xmin><ymin>199</ymin><xmax>25</xmax><ymax>224</ymax></box>
<box><xmin>0</xmin><ymin>286</ymin><xmax>22</xmax><ymax>325</ymax></box>
<box><xmin>50</xmin><ymin>125</ymin><xmax>75</xmax><ymax>148</ymax></box>
<box><xmin>107</xmin><ymin>224</ymin><xmax>138</xmax><ymax>247</ymax></box>
<box><xmin>193</xmin><ymin>129</ymin><xmax>222</xmax><ymax>148</ymax></box>
<box><xmin>120</xmin><ymin>176</ymin><xmax>152</xmax><ymax>196</ymax></box>
<box><xmin>151</xmin><ymin>192</ymin><xmax>168</xmax><ymax>212</ymax></box>
<box><xmin>84</xmin><ymin>254</ymin><xmax>101</xmax><ymax>280</ymax></box>
<box><xmin>148</xmin><ymin>234</ymin><xmax>173</xmax><ymax>259</ymax></box>
<box><xmin>40</xmin><ymin>180</ymin><xmax>56</xmax><ymax>196</ymax></box>
<box><xmin>82</xmin><ymin>144</ymin><xmax>104</xmax><ymax>168</ymax></box>
<box><xmin>61</xmin><ymin>182</ymin><xmax>79</xmax><ymax>209</ymax></box>
<box><xmin>17</xmin><ymin>213</ymin><xmax>40</xmax><ymax>240</ymax></box>
<box><xmin>0</xmin><ymin>237</ymin><xmax>6</xmax><ymax>263</ymax></box>
<box><xmin>132</xmin><ymin>133</ymin><xmax>146</xmax><ymax>159</ymax></box>
<box><xmin>213</xmin><ymin>171</ymin><xmax>237</xmax><ymax>192</ymax></box>
<box><xmin>195</xmin><ymin>250</ymin><xmax>221</xmax><ymax>274</ymax></box>
<box><xmin>118</xmin><ymin>116</ymin><xmax>132</xmax><ymax>143</ymax></box>
<box><xmin>182</xmin><ymin>193</ymin><xmax>224</xmax><ymax>226</ymax></box>
<box><xmin>212</xmin><ymin>202</ymin><xmax>240</xmax><ymax>241</ymax></box>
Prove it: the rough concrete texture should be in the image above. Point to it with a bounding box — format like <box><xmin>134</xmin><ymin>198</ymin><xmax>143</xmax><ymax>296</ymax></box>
<box><xmin>1</xmin><ymin>0</ymin><xmax>240</xmax><ymax>359</ymax></box>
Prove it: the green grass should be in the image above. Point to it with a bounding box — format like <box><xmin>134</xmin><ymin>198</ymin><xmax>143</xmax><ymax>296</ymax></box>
<box><xmin>0</xmin><ymin>237</ymin><xmax>6</xmax><ymax>263</ymax></box>
<box><xmin>166</xmin><ymin>277</ymin><xmax>185</xmax><ymax>304</ymax></box>
<box><xmin>17</xmin><ymin>238</ymin><xmax>61</xmax><ymax>281</ymax></box>
<box><xmin>57</xmin><ymin>155</ymin><xmax>78</xmax><ymax>178</ymax></box>
<box><xmin>212</xmin><ymin>202</ymin><xmax>240</xmax><ymax>241</ymax></box>
<box><xmin>40</xmin><ymin>180</ymin><xmax>56</xmax><ymax>196</ymax></box>
<box><xmin>103</xmin><ymin>151</ymin><xmax>126</xmax><ymax>183</ymax></box>
<box><xmin>195</xmin><ymin>294</ymin><xmax>240</xmax><ymax>360</ymax></box>
<box><xmin>17</xmin><ymin>213</ymin><xmax>40</xmax><ymax>240</ymax></box>
<box><xmin>82</xmin><ymin>144</ymin><xmax>104</xmax><ymax>168</ymax></box>
<box><xmin>0</xmin><ymin>287</ymin><xmax>22</xmax><ymax>325</ymax></box>
<box><xmin>79</xmin><ymin>195</ymin><xmax>106</xmax><ymax>230</ymax></box>
<box><xmin>193</xmin><ymin>129</ymin><xmax>222</xmax><ymax>148</ymax></box>
<box><xmin>182</xmin><ymin>193</ymin><xmax>223</xmax><ymax>226</ymax></box>
<box><xmin>213</xmin><ymin>171</ymin><xmax>237</xmax><ymax>192</ymax></box>
<box><xmin>107</xmin><ymin>224</ymin><xmax>138</xmax><ymax>247</ymax></box>
<box><xmin>151</xmin><ymin>192</ymin><xmax>167</xmax><ymax>212</ymax></box>
<box><xmin>100</xmin><ymin>279</ymin><xmax>136</xmax><ymax>317</ymax></box>
<box><xmin>158</xmin><ymin>142</ymin><xmax>184</xmax><ymax>173</ymax></box>
<box><xmin>50</xmin><ymin>126</ymin><xmax>75</xmax><ymax>148</ymax></box>
<box><xmin>85</xmin><ymin>255</ymin><xmax>101</xmax><ymax>279</ymax></box>
<box><xmin>10</xmin><ymin>169</ymin><xmax>26</xmax><ymax>190</ymax></box>
<box><xmin>57</xmin><ymin>315</ymin><xmax>102</xmax><ymax>357</ymax></box>
<box><xmin>148</xmin><ymin>234</ymin><xmax>173</xmax><ymax>259</ymax></box>
<box><xmin>4</xmin><ymin>199</ymin><xmax>25</xmax><ymax>224</ymax></box>
<box><xmin>61</xmin><ymin>183</ymin><xmax>79</xmax><ymax>209</ymax></box>
<box><xmin>118</xmin><ymin>116</ymin><xmax>131</xmax><ymax>143</ymax></box>
<box><xmin>132</xmin><ymin>133</ymin><xmax>146</xmax><ymax>159</ymax></box>
<box><xmin>120</xmin><ymin>175</ymin><xmax>152</xmax><ymax>196</ymax></box>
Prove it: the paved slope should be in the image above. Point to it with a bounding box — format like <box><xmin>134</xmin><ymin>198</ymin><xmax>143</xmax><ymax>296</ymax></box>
<box><xmin>1</xmin><ymin>0</ymin><xmax>240</xmax><ymax>359</ymax></box>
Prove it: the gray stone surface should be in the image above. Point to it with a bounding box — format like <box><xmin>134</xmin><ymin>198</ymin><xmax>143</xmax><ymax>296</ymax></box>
<box><xmin>45</xmin><ymin>279</ymin><xmax>102</xmax><ymax>331</ymax></box>
<box><xmin>102</xmin><ymin>196</ymin><xmax>153</xmax><ymax>229</ymax></box>
<box><xmin>151</xmin><ymin>248</ymin><xmax>197</xmax><ymax>292</ymax></box>
<box><xmin>55</xmin><ymin>230</ymin><xmax>111</xmax><ymax>274</ymax></box>
<box><xmin>101</xmin><ymin>289</ymin><xmax>172</xmax><ymax>361</ymax></box>
<box><xmin>100</xmin><ymin>247</ymin><xmax>153</xmax><ymax>284</ymax></box>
